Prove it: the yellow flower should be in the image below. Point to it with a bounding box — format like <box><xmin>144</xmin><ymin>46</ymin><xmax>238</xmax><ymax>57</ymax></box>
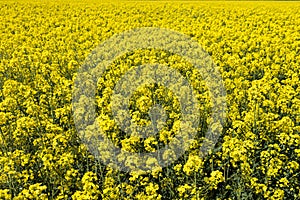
<box><xmin>204</xmin><ymin>170</ymin><xmax>225</xmax><ymax>190</ymax></box>
<box><xmin>183</xmin><ymin>155</ymin><xmax>203</xmax><ymax>176</ymax></box>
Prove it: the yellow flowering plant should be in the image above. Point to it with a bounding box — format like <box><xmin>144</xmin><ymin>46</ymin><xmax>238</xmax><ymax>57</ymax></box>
<box><xmin>0</xmin><ymin>1</ymin><xmax>299</xmax><ymax>199</ymax></box>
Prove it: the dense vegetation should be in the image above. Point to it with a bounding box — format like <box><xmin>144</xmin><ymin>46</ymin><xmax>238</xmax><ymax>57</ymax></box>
<box><xmin>0</xmin><ymin>1</ymin><xmax>299</xmax><ymax>199</ymax></box>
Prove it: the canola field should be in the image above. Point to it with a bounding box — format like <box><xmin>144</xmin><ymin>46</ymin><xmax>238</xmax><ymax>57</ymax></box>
<box><xmin>0</xmin><ymin>1</ymin><xmax>300</xmax><ymax>200</ymax></box>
